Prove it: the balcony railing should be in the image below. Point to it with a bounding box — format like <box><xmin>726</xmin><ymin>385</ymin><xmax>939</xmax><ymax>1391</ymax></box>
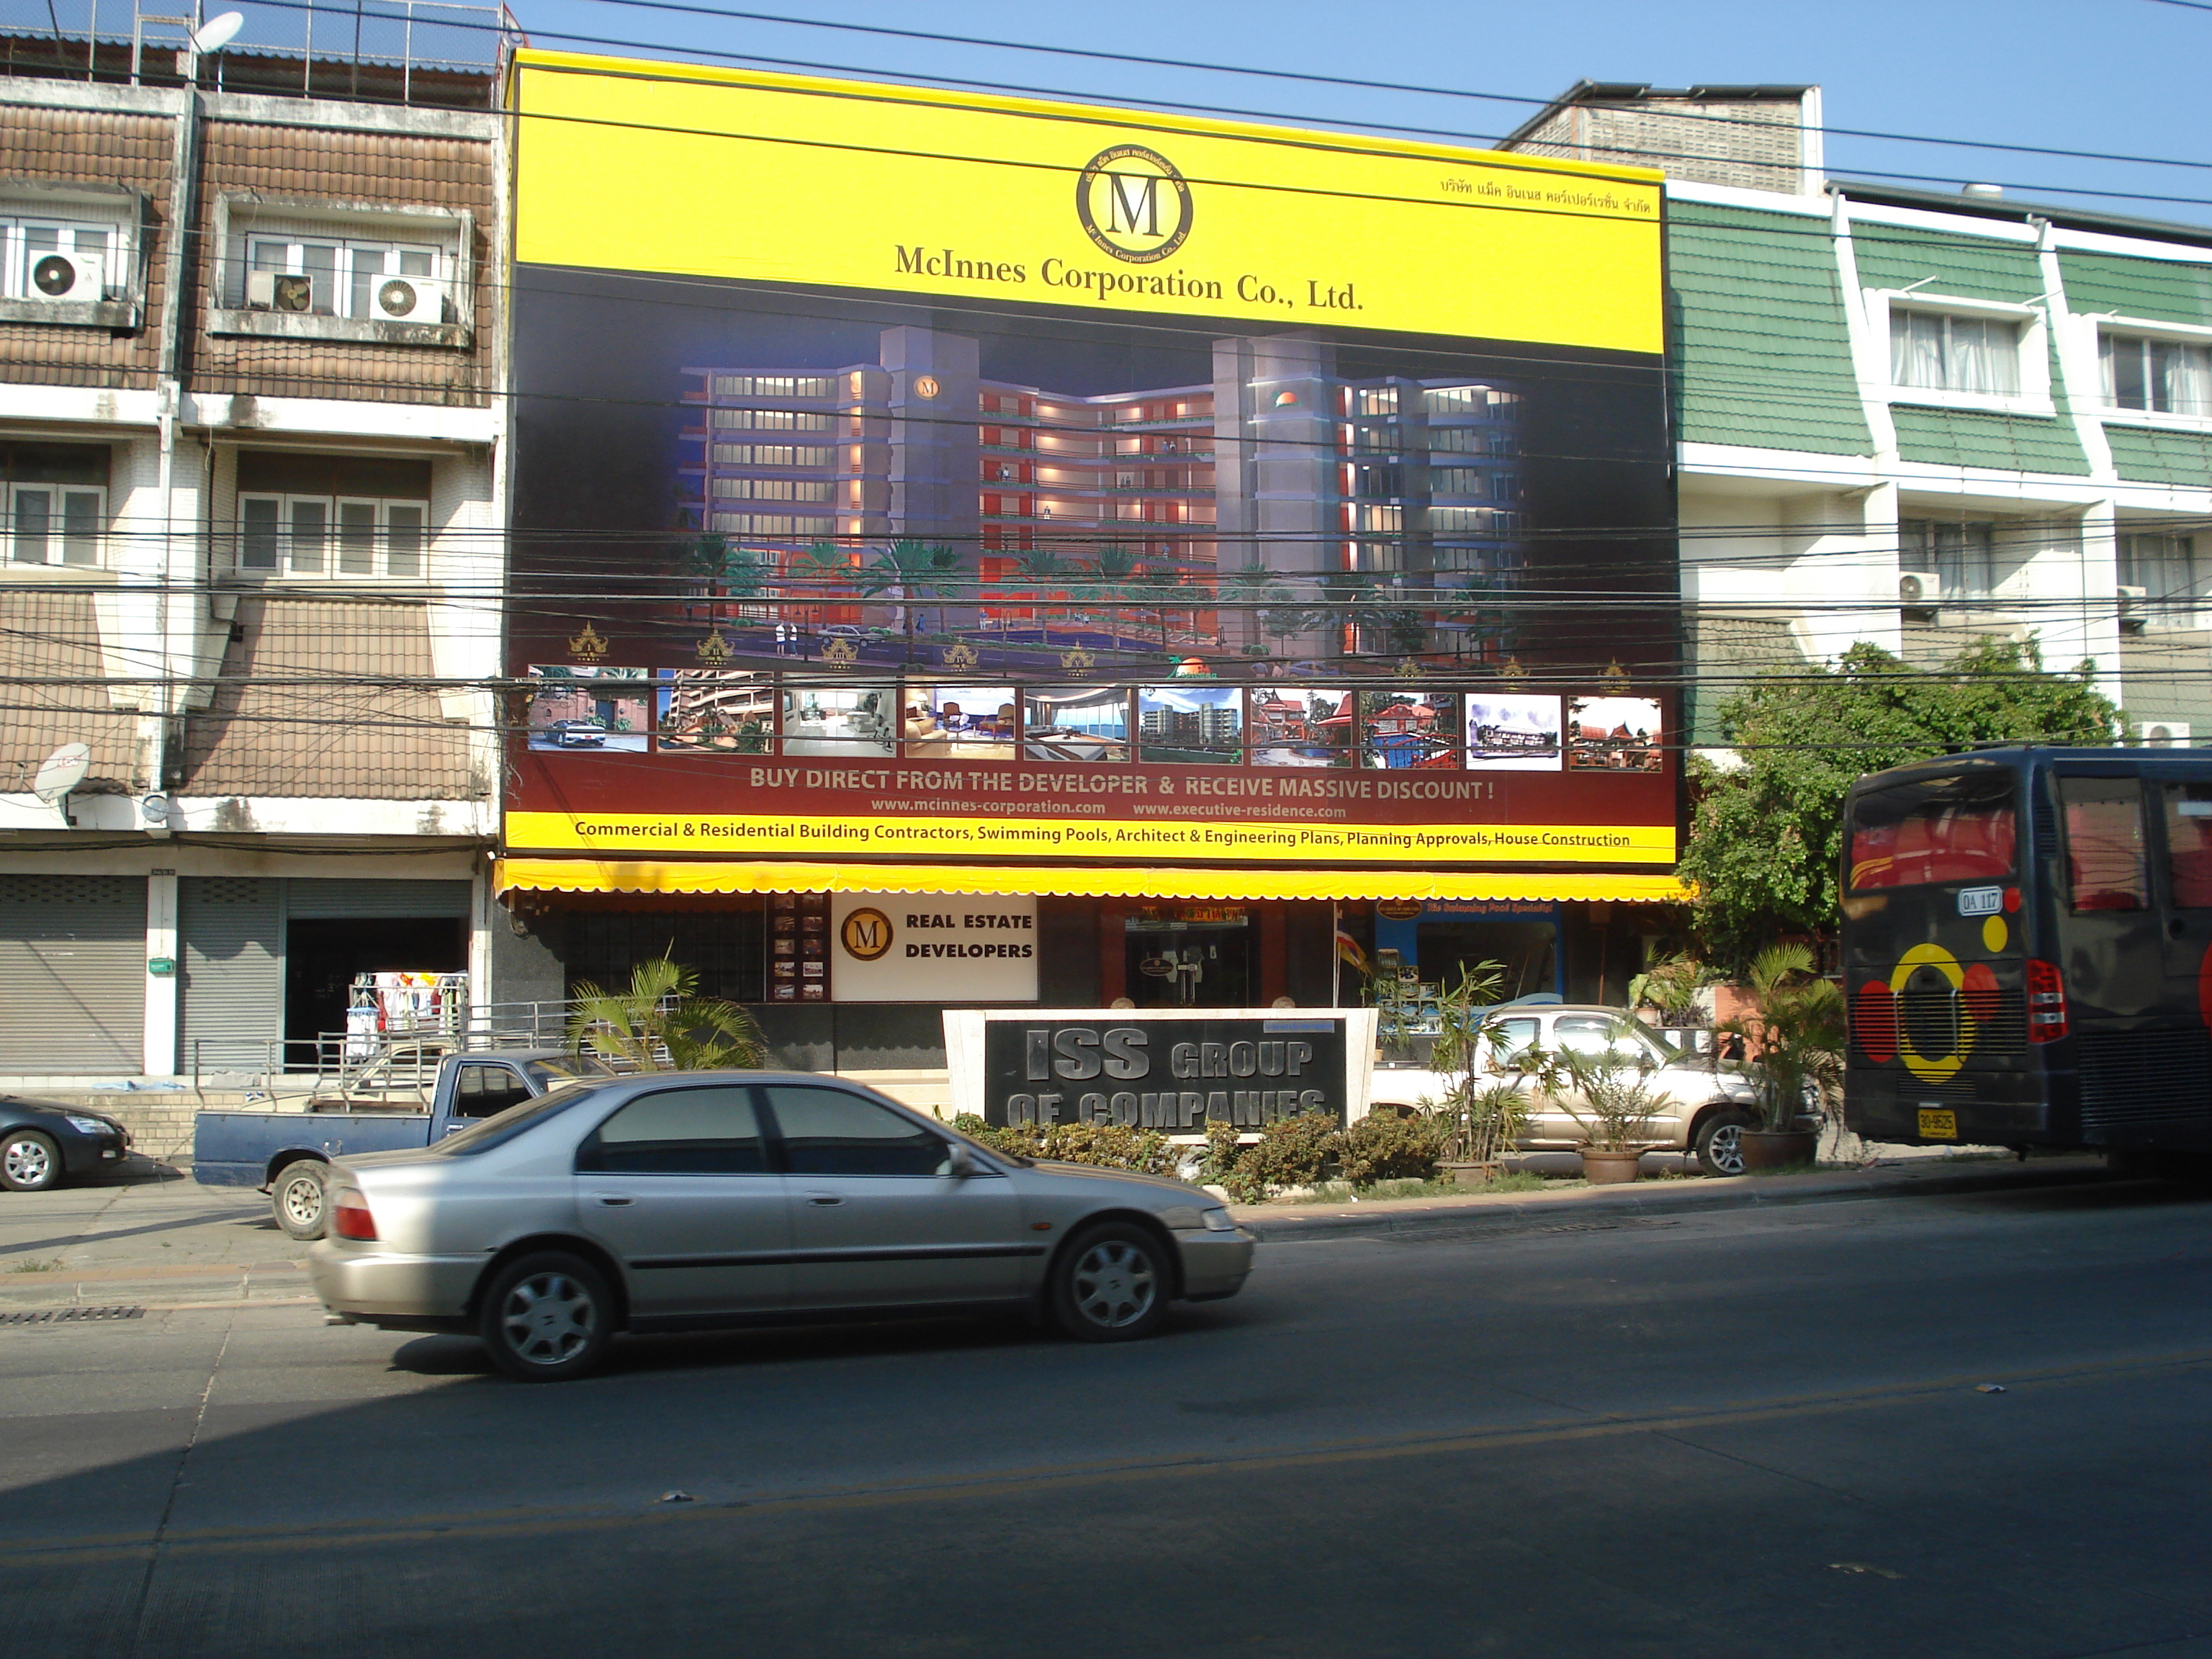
<box><xmin>0</xmin><ymin>0</ymin><xmax>520</xmax><ymax>108</ymax></box>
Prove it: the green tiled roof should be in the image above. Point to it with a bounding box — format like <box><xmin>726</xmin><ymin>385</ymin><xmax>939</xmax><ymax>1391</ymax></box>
<box><xmin>1891</xmin><ymin>407</ymin><xmax>2090</xmax><ymax>475</ymax></box>
<box><xmin>2105</xmin><ymin>423</ymin><xmax>2212</xmax><ymax>488</ymax></box>
<box><xmin>1853</xmin><ymin>225</ymin><xmax>2044</xmax><ymax>302</ymax></box>
<box><xmin>1670</xmin><ymin>201</ymin><xmax>1870</xmax><ymax>456</ymax></box>
<box><xmin>2059</xmin><ymin>251</ymin><xmax>2212</xmax><ymax>327</ymax></box>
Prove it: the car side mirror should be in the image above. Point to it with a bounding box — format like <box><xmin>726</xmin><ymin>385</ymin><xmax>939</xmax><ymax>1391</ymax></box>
<box><xmin>943</xmin><ymin>1141</ymin><xmax>976</xmax><ymax>1179</ymax></box>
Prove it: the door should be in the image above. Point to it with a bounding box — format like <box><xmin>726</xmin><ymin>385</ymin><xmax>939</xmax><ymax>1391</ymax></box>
<box><xmin>574</xmin><ymin>1084</ymin><xmax>791</xmax><ymax>1318</ymax></box>
<box><xmin>1474</xmin><ymin>1014</ymin><xmax>1547</xmax><ymax>1143</ymax></box>
<box><xmin>2152</xmin><ymin>774</ymin><xmax>2212</xmax><ymax>998</ymax></box>
<box><xmin>758</xmin><ymin>1084</ymin><xmax>1028</xmax><ymax>1310</ymax></box>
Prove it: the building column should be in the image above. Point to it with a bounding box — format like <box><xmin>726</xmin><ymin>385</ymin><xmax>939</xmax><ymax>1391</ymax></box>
<box><xmin>144</xmin><ymin>867</ymin><xmax>178</xmax><ymax>1076</ymax></box>
<box><xmin>1257</xmin><ymin>904</ymin><xmax>1287</xmax><ymax>1005</ymax></box>
<box><xmin>1097</xmin><ymin>902</ymin><xmax>1127</xmax><ymax>1004</ymax></box>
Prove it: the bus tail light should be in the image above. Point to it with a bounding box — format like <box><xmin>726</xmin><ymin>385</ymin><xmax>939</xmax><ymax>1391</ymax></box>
<box><xmin>2026</xmin><ymin>959</ymin><xmax>2069</xmax><ymax>1043</ymax></box>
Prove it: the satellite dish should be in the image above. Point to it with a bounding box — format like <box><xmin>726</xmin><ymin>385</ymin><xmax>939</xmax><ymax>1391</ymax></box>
<box><xmin>33</xmin><ymin>744</ymin><xmax>91</xmax><ymax>806</ymax></box>
<box><xmin>191</xmin><ymin>11</ymin><xmax>245</xmax><ymax>53</ymax></box>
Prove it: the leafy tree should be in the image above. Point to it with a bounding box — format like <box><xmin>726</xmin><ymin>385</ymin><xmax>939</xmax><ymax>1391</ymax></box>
<box><xmin>567</xmin><ymin>956</ymin><xmax>765</xmax><ymax>1071</ymax></box>
<box><xmin>1680</xmin><ymin>638</ymin><xmax>2121</xmax><ymax>968</ymax></box>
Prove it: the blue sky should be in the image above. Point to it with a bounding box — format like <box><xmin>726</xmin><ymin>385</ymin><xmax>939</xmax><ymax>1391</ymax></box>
<box><xmin>503</xmin><ymin>0</ymin><xmax>2212</xmax><ymax>228</ymax></box>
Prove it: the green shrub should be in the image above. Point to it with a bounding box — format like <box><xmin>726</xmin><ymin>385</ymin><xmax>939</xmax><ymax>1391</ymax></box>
<box><xmin>1339</xmin><ymin>1110</ymin><xmax>1447</xmax><ymax>1184</ymax></box>
<box><xmin>950</xmin><ymin>1114</ymin><xmax>1177</xmax><ymax>1176</ymax></box>
<box><xmin>1239</xmin><ymin>1113</ymin><xmax>1342</xmax><ymax>1196</ymax></box>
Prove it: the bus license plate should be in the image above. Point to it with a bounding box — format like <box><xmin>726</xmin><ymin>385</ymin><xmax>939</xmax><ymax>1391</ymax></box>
<box><xmin>1917</xmin><ymin>1107</ymin><xmax>1958</xmax><ymax>1140</ymax></box>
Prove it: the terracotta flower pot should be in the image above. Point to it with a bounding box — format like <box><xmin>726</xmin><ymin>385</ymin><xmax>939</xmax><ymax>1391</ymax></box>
<box><xmin>1578</xmin><ymin>1148</ymin><xmax>1645</xmax><ymax>1184</ymax></box>
<box><xmin>1738</xmin><ymin>1128</ymin><xmax>1818</xmax><ymax>1172</ymax></box>
<box><xmin>1439</xmin><ymin>1161</ymin><xmax>1501</xmax><ymax>1188</ymax></box>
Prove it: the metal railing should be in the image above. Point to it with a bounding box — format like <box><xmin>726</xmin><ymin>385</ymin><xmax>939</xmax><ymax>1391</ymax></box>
<box><xmin>188</xmin><ymin>997</ymin><xmax>588</xmax><ymax>1096</ymax></box>
<box><xmin>1</xmin><ymin>0</ymin><xmax>521</xmax><ymax>106</ymax></box>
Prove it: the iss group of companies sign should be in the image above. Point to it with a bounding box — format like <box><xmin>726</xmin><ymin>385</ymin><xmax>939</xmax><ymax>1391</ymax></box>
<box><xmin>944</xmin><ymin>1009</ymin><xmax>1377</xmax><ymax>1133</ymax></box>
<box><xmin>511</xmin><ymin>52</ymin><xmax>1663</xmax><ymax>353</ymax></box>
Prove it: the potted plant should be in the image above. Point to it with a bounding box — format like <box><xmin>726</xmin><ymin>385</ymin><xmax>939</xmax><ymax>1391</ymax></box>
<box><xmin>1720</xmin><ymin>943</ymin><xmax>1844</xmax><ymax>1172</ymax></box>
<box><xmin>1417</xmin><ymin>963</ymin><xmax>1521</xmax><ymax>1184</ymax></box>
<box><xmin>1546</xmin><ymin>1022</ymin><xmax>1668</xmax><ymax>1184</ymax></box>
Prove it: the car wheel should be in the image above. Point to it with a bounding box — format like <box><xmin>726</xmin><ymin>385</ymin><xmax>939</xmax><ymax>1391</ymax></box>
<box><xmin>478</xmin><ymin>1252</ymin><xmax>616</xmax><ymax>1382</ymax></box>
<box><xmin>1693</xmin><ymin>1110</ymin><xmax>1755</xmax><ymax>1178</ymax></box>
<box><xmin>271</xmin><ymin>1161</ymin><xmax>328</xmax><ymax>1241</ymax></box>
<box><xmin>0</xmin><ymin>1130</ymin><xmax>61</xmax><ymax>1192</ymax></box>
<box><xmin>1051</xmin><ymin>1222</ymin><xmax>1167</xmax><ymax>1343</ymax></box>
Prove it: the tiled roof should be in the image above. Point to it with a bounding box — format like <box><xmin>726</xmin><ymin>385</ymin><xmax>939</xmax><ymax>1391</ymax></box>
<box><xmin>0</xmin><ymin>589</ymin><xmax>141</xmax><ymax>793</ymax></box>
<box><xmin>2057</xmin><ymin>250</ymin><xmax>2212</xmax><ymax>329</ymax></box>
<box><xmin>176</xmin><ymin>595</ymin><xmax>481</xmax><ymax>799</ymax></box>
<box><xmin>1669</xmin><ymin>200</ymin><xmax>1872</xmax><ymax>456</ymax></box>
<box><xmin>0</xmin><ymin>107</ymin><xmax>171</xmax><ymax>390</ymax></box>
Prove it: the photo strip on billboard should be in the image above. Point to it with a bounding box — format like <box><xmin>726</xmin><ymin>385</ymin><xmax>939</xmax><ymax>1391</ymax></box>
<box><xmin>503</xmin><ymin>55</ymin><xmax>1676</xmax><ymax>869</ymax></box>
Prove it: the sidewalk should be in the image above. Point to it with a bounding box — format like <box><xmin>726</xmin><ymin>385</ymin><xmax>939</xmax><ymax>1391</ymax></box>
<box><xmin>1232</xmin><ymin>1154</ymin><xmax>2118</xmax><ymax>1242</ymax></box>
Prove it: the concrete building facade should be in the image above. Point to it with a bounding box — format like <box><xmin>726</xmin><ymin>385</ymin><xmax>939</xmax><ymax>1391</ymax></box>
<box><xmin>0</xmin><ymin>6</ymin><xmax>513</xmax><ymax>1086</ymax></box>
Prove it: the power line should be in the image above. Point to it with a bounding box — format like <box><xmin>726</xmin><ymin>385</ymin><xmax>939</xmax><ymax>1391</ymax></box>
<box><xmin>564</xmin><ymin>0</ymin><xmax>2212</xmax><ymax>179</ymax></box>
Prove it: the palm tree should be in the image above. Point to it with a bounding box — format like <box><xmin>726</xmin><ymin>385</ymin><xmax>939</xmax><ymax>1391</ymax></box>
<box><xmin>567</xmin><ymin>956</ymin><xmax>765</xmax><ymax>1071</ymax></box>
<box><xmin>859</xmin><ymin>539</ymin><xmax>962</xmax><ymax>651</ymax></box>
<box><xmin>1720</xmin><ymin>943</ymin><xmax>1845</xmax><ymax>1131</ymax></box>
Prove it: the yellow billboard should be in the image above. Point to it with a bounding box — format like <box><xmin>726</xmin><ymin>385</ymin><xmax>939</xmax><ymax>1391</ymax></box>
<box><xmin>505</xmin><ymin>809</ymin><xmax>1676</xmax><ymax>866</ymax></box>
<box><xmin>511</xmin><ymin>50</ymin><xmax>1663</xmax><ymax>354</ymax></box>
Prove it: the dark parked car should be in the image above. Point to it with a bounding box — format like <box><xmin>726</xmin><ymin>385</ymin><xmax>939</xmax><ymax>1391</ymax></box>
<box><xmin>0</xmin><ymin>1095</ymin><xmax>132</xmax><ymax>1192</ymax></box>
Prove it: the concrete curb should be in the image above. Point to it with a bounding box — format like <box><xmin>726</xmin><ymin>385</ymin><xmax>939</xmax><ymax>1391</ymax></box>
<box><xmin>1236</xmin><ymin>1156</ymin><xmax>2118</xmax><ymax>1244</ymax></box>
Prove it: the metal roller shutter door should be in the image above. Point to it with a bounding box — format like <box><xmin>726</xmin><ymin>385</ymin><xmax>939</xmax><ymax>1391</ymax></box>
<box><xmin>0</xmin><ymin>875</ymin><xmax>145</xmax><ymax>1074</ymax></box>
<box><xmin>285</xmin><ymin>879</ymin><xmax>472</xmax><ymax>919</ymax></box>
<box><xmin>178</xmin><ymin>878</ymin><xmax>282</xmax><ymax>1057</ymax></box>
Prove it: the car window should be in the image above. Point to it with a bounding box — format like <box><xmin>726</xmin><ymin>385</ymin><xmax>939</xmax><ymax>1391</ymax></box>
<box><xmin>1554</xmin><ymin>1016</ymin><xmax>1629</xmax><ymax>1058</ymax></box>
<box><xmin>577</xmin><ymin>1085</ymin><xmax>771</xmax><ymax>1175</ymax></box>
<box><xmin>1480</xmin><ymin>1017</ymin><xmax>1541</xmax><ymax>1066</ymax></box>
<box><xmin>760</xmin><ymin>1085</ymin><xmax>950</xmax><ymax>1177</ymax></box>
<box><xmin>452</xmin><ymin>1063</ymin><xmax>534</xmax><ymax>1120</ymax></box>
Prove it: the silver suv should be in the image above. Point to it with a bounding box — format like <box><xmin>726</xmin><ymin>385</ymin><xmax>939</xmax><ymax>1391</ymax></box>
<box><xmin>309</xmin><ymin>1071</ymin><xmax>1255</xmax><ymax>1380</ymax></box>
<box><xmin>1368</xmin><ymin>1003</ymin><xmax>1766</xmax><ymax>1174</ymax></box>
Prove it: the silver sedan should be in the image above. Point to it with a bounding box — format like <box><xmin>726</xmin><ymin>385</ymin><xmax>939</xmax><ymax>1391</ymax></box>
<box><xmin>308</xmin><ymin>1070</ymin><xmax>1256</xmax><ymax>1380</ymax></box>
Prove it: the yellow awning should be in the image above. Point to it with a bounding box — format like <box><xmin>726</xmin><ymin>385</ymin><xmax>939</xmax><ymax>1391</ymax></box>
<box><xmin>495</xmin><ymin>858</ymin><xmax>1690</xmax><ymax>905</ymax></box>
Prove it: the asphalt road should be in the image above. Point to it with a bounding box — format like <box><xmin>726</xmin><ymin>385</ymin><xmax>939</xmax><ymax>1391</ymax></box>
<box><xmin>1</xmin><ymin>1172</ymin><xmax>2208</xmax><ymax>1658</ymax></box>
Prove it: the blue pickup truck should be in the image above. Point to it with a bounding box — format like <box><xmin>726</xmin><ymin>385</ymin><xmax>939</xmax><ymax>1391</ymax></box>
<box><xmin>194</xmin><ymin>1047</ymin><xmax>615</xmax><ymax>1240</ymax></box>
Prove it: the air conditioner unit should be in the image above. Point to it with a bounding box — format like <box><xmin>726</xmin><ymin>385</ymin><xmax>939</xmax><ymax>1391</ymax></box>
<box><xmin>2137</xmin><ymin>720</ymin><xmax>2192</xmax><ymax>748</ymax></box>
<box><xmin>2117</xmin><ymin>585</ymin><xmax>2149</xmax><ymax>634</ymax></box>
<box><xmin>371</xmin><ymin>276</ymin><xmax>444</xmax><ymax>323</ymax></box>
<box><xmin>1898</xmin><ymin>570</ymin><xmax>1942</xmax><ymax>614</ymax></box>
<box><xmin>246</xmin><ymin>270</ymin><xmax>315</xmax><ymax>313</ymax></box>
<box><xmin>26</xmin><ymin>252</ymin><xmax>106</xmax><ymax>302</ymax></box>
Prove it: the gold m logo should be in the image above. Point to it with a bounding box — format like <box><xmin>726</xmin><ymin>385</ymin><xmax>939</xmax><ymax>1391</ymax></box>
<box><xmin>1076</xmin><ymin>145</ymin><xmax>1192</xmax><ymax>264</ymax></box>
<box><xmin>840</xmin><ymin>907</ymin><xmax>894</xmax><ymax>962</ymax></box>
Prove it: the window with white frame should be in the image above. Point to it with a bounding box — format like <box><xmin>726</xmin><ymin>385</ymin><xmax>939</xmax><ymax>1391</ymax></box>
<box><xmin>237</xmin><ymin>233</ymin><xmax>440</xmax><ymax>320</ymax></box>
<box><xmin>9</xmin><ymin>482</ymin><xmax>104</xmax><ymax>565</ymax></box>
<box><xmin>2119</xmin><ymin>531</ymin><xmax>2201</xmax><ymax>627</ymax></box>
<box><xmin>238</xmin><ymin>493</ymin><xmax>427</xmax><ymax>576</ymax></box>
<box><xmin>1890</xmin><ymin>310</ymin><xmax>2023</xmax><ymax>396</ymax></box>
<box><xmin>2102</xmin><ymin>333</ymin><xmax>2212</xmax><ymax>418</ymax></box>
<box><xmin>3</xmin><ymin>443</ymin><xmax>108</xmax><ymax>567</ymax></box>
<box><xmin>0</xmin><ymin>216</ymin><xmax>118</xmax><ymax>301</ymax></box>
<box><xmin>234</xmin><ymin>450</ymin><xmax>433</xmax><ymax>578</ymax></box>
